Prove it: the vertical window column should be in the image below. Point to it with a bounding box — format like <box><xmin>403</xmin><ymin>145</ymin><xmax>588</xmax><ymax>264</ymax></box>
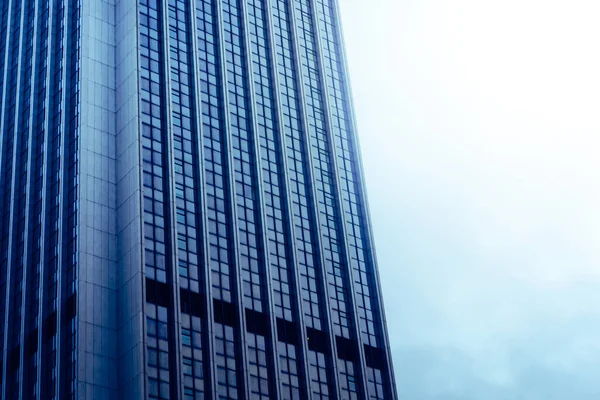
<box><xmin>180</xmin><ymin>313</ymin><xmax>204</xmax><ymax>398</ymax></box>
<box><xmin>146</xmin><ymin>304</ymin><xmax>171</xmax><ymax>399</ymax></box>
<box><xmin>34</xmin><ymin>1</ymin><xmax>55</xmax><ymax>397</ymax></box>
<box><xmin>168</xmin><ymin>0</ymin><xmax>202</xmax><ymax>294</ymax></box>
<box><xmin>195</xmin><ymin>0</ymin><xmax>234</xmax><ymax>304</ymax></box>
<box><xmin>277</xmin><ymin>341</ymin><xmax>301</xmax><ymax>399</ymax></box>
<box><xmin>140</xmin><ymin>0</ymin><xmax>169</xmax><ymax>285</ymax></box>
<box><xmin>61</xmin><ymin>1</ymin><xmax>81</xmax><ymax>397</ymax></box>
<box><xmin>167</xmin><ymin>1</ymin><xmax>210</xmax><ymax>397</ymax></box>
<box><xmin>0</xmin><ymin>19</ymin><xmax>9</xmax><ymax>358</ymax></box>
<box><xmin>308</xmin><ymin>350</ymin><xmax>330</xmax><ymax>399</ymax></box>
<box><xmin>40</xmin><ymin>1</ymin><xmax>66</xmax><ymax>397</ymax></box>
<box><xmin>337</xmin><ymin>359</ymin><xmax>358</xmax><ymax>400</ymax></box>
<box><xmin>24</xmin><ymin>1</ymin><xmax>51</xmax><ymax>396</ymax></box>
<box><xmin>245</xmin><ymin>332</ymin><xmax>270</xmax><ymax>399</ymax></box>
<box><xmin>367</xmin><ymin>368</ymin><xmax>385</xmax><ymax>400</ymax></box>
<box><xmin>214</xmin><ymin>323</ymin><xmax>239</xmax><ymax>399</ymax></box>
<box><xmin>222</xmin><ymin>0</ymin><xmax>265</xmax><ymax>315</ymax></box>
<box><xmin>139</xmin><ymin>0</ymin><xmax>177</xmax><ymax>398</ymax></box>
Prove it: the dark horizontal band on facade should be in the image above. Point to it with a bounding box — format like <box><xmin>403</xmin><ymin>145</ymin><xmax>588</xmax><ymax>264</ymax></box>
<box><xmin>145</xmin><ymin>275</ymin><xmax>386</xmax><ymax>371</ymax></box>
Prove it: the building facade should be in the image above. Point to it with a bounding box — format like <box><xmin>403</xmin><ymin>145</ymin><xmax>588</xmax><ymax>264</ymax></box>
<box><xmin>0</xmin><ymin>0</ymin><xmax>396</xmax><ymax>398</ymax></box>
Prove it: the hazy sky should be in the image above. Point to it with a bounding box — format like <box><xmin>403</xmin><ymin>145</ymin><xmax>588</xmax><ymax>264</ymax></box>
<box><xmin>339</xmin><ymin>0</ymin><xmax>600</xmax><ymax>398</ymax></box>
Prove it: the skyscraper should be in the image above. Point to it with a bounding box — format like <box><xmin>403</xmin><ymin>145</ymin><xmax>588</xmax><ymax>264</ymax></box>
<box><xmin>0</xmin><ymin>0</ymin><xmax>396</xmax><ymax>398</ymax></box>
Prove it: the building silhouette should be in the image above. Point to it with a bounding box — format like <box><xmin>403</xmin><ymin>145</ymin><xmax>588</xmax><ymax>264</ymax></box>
<box><xmin>0</xmin><ymin>0</ymin><xmax>396</xmax><ymax>398</ymax></box>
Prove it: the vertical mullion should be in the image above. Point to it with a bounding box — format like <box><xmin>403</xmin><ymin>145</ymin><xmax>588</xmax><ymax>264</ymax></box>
<box><xmin>35</xmin><ymin>0</ymin><xmax>54</xmax><ymax>396</ymax></box>
<box><xmin>262</xmin><ymin>0</ymin><xmax>313</xmax><ymax>396</ymax></box>
<box><xmin>237</xmin><ymin>0</ymin><xmax>282</xmax><ymax>398</ymax></box>
<box><xmin>1</xmin><ymin>0</ymin><xmax>27</xmax><ymax>396</ymax></box>
<box><xmin>187</xmin><ymin>1</ymin><xmax>218</xmax><ymax>397</ymax></box>
<box><xmin>287</xmin><ymin>1</ymin><xmax>342</xmax><ymax>397</ymax></box>
<box><xmin>327</xmin><ymin>0</ymin><xmax>397</xmax><ymax>396</ymax></box>
<box><xmin>54</xmin><ymin>0</ymin><xmax>71</xmax><ymax>395</ymax></box>
<box><xmin>307</xmin><ymin>0</ymin><xmax>370</xmax><ymax>397</ymax></box>
<box><xmin>214</xmin><ymin>0</ymin><xmax>250</xmax><ymax>398</ymax></box>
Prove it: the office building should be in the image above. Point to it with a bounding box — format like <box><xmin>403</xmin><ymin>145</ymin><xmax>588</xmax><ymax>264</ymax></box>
<box><xmin>0</xmin><ymin>0</ymin><xmax>396</xmax><ymax>398</ymax></box>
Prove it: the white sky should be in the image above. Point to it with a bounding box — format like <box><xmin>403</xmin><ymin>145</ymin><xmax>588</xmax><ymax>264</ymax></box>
<box><xmin>339</xmin><ymin>0</ymin><xmax>600</xmax><ymax>398</ymax></box>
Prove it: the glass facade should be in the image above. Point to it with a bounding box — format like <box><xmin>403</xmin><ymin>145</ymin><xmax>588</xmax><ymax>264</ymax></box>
<box><xmin>0</xmin><ymin>0</ymin><xmax>396</xmax><ymax>398</ymax></box>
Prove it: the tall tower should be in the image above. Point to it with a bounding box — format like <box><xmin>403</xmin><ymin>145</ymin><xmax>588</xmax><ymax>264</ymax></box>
<box><xmin>0</xmin><ymin>0</ymin><xmax>397</xmax><ymax>398</ymax></box>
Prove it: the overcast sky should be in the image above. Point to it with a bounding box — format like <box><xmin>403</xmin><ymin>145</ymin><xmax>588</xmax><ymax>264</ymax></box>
<box><xmin>339</xmin><ymin>0</ymin><xmax>600</xmax><ymax>398</ymax></box>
